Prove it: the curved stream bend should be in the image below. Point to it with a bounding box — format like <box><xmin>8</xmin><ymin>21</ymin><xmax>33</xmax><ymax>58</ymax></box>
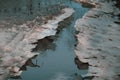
<box><xmin>8</xmin><ymin>1</ymin><xmax>89</xmax><ymax>80</ymax></box>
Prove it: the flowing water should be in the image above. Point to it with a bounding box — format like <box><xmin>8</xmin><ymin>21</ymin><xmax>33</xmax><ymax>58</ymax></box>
<box><xmin>3</xmin><ymin>0</ymin><xmax>89</xmax><ymax>80</ymax></box>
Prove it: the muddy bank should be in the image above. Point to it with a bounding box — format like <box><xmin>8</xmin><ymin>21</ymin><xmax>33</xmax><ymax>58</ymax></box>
<box><xmin>0</xmin><ymin>8</ymin><xmax>74</xmax><ymax>80</ymax></box>
<box><xmin>74</xmin><ymin>0</ymin><xmax>120</xmax><ymax>80</ymax></box>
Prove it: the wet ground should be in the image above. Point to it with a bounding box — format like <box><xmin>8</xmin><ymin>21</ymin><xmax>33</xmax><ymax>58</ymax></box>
<box><xmin>1</xmin><ymin>0</ymin><xmax>89</xmax><ymax>80</ymax></box>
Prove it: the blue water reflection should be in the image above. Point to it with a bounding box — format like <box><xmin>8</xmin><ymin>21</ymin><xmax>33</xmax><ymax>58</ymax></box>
<box><xmin>5</xmin><ymin>0</ymin><xmax>89</xmax><ymax>80</ymax></box>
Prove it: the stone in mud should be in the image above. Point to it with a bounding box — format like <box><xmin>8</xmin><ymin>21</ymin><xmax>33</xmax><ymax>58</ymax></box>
<box><xmin>32</xmin><ymin>36</ymin><xmax>55</xmax><ymax>52</ymax></box>
<box><xmin>74</xmin><ymin>57</ymin><xmax>89</xmax><ymax>70</ymax></box>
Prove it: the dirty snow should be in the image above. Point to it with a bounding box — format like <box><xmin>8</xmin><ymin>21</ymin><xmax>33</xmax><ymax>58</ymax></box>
<box><xmin>75</xmin><ymin>0</ymin><xmax>120</xmax><ymax>80</ymax></box>
<box><xmin>0</xmin><ymin>8</ymin><xmax>74</xmax><ymax>80</ymax></box>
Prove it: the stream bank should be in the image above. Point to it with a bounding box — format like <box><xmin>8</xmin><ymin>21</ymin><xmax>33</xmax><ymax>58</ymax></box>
<box><xmin>0</xmin><ymin>1</ymin><xmax>74</xmax><ymax>80</ymax></box>
<box><xmin>11</xmin><ymin>1</ymin><xmax>89</xmax><ymax>80</ymax></box>
<box><xmin>0</xmin><ymin>0</ymin><xmax>89</xmax><ymax>80</ymax></box>
<box><xmin>74</xmin><ymin>0</ymin><xmax>120</xmax><ymax>80</ymax></box>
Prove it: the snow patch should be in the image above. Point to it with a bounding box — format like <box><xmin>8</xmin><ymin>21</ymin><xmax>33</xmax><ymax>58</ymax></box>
<box><xmin>0</xmin><ymin>8</ymin><xmax>74</xmax><ymax>79</ymax></box>
<box><xmin>75</xmin><ymin>0</ymin><xmax>120</xmax><ymax>80</ymax></box>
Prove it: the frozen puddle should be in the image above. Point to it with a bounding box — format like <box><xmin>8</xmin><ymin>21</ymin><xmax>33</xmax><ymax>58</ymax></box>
<box><xmin>6</xmin><ymin>0</ymin><xmax>89</xmax><ymax>80</ymax></box>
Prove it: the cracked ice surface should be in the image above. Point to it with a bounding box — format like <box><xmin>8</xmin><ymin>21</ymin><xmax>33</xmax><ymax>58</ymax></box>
<box><xmin>0</xmin><ymin>8</ymin><xmax>74</xmax><ymax>80</ymax></box>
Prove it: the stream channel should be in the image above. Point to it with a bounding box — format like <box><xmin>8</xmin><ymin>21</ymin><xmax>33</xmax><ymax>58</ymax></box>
<box><xmin>5</xmin><ymin>0</ymin><xmax>89</xmax><ymax>80</ymax></box>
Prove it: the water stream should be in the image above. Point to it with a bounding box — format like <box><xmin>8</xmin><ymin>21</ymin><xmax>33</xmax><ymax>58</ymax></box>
<box><xmin>5</xmin><ymin>0</ymin><xmax>89</xmax><ymax>80</ymax></box>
